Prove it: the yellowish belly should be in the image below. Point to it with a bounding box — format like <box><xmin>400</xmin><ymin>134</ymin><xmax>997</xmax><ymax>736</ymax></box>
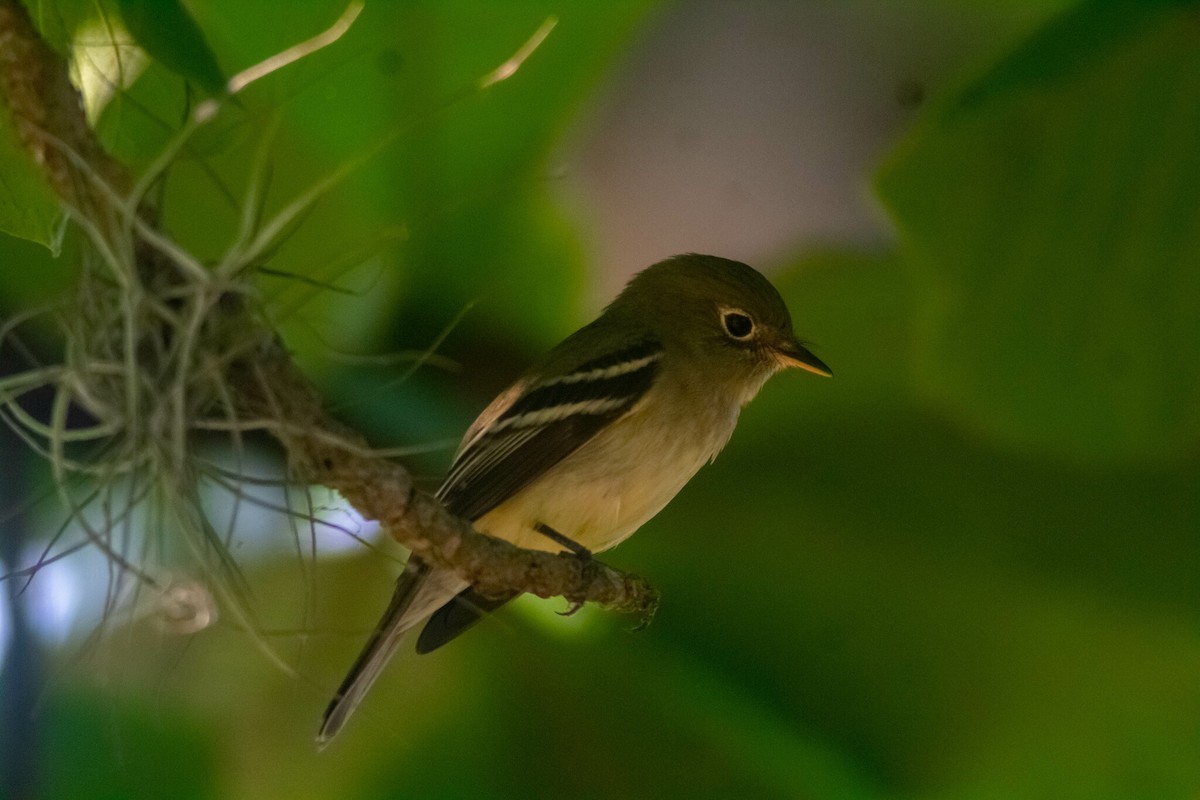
<box><xmin>474</xmin><ymin>395</ymin><xmax>736</xmax><ymax>554</ymax></box>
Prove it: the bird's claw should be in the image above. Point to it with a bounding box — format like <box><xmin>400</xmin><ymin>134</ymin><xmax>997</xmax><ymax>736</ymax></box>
<box><xmin>558</xmin><ymin>599</ymin><xmax>585</xmax><ymax>617</ymax></box>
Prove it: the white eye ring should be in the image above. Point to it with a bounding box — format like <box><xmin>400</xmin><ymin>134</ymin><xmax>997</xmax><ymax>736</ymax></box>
<box><xmin>721</xmin><ymin>308</ymin><xmax>755</xmax><ymax>340</ymax></box>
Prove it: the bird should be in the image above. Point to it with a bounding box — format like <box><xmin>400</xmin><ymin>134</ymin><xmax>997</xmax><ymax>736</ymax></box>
<box><xmin>317</xmin><ymin>253</ymin><xmax>830</xmax><ymax>745</ymax></box>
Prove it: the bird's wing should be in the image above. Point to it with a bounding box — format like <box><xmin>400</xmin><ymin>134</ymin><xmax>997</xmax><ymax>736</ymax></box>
<box><xmin>436</xmin><ymin>336</ymin><xmax>664</xmax><ymax>522</ymax></box>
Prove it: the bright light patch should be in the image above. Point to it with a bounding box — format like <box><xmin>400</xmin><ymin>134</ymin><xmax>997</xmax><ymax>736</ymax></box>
<box><xmin>198</xmin><ymin>447</ymin><xmax>383</xmax><ymax>560</ymax></box>
<box><xmin>306</xmin><ymin>492</ymin><xmax>382</xmax><ymax>556</ymax></box>
<box><xmin>19</xmin><ymin>544</ymin><xmax>85</xmax><ymax>645</ymax></box>
<box><xmin>13</xmin><ymin>452</ymin><xmax>388</xmax><ymax>651</ymax></box>
<box><xmin>20</xmin><ymin>476</ymin><xmax>161</xmax><ymax>647</ymax></box>
<box><xmin>272</xmin><ymin>484</ymin><xmax>383</xmax><ymax>557</ymax></box>
<box><xmin>72</xmin><ymin>18</ymin><xmax>149</xmax><ymax>123</ymax></box>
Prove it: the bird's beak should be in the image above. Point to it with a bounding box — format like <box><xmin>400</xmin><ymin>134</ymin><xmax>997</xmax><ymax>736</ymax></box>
<box><xmin>772</xmin><ymin>338</ymin><xmax>832</xmax><ymax>377</ymax></box>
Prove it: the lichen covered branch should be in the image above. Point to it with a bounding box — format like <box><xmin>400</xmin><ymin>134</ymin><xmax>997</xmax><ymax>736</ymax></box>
<box><xmin>0</xmin><ymin>0</ymin><xmax>658</xmax><ymax>624</ymax></box>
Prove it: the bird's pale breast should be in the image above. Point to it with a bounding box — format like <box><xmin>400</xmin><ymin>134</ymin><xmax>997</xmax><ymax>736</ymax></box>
<box><xmin>474</xmin><ymin>378</ymin><xmax>740</xmax><ymax>554</ymax></box>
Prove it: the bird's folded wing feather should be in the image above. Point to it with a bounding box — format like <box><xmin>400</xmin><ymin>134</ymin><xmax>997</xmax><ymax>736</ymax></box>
<box><xmin>436</xmin><ymin>336</ymin><xmax>664</xmax><ymax>522</ymax></box>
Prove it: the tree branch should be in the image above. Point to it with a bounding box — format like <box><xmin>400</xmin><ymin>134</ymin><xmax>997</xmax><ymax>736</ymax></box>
<box><xmin>0</xmin><ymin>0</ymin><xmax>128</xmax><ymax>222</ymax></box>
<box><xmin>0</xmin><ymin>0</ymin><xmax>658</xmax><ymax>623</ymax></box>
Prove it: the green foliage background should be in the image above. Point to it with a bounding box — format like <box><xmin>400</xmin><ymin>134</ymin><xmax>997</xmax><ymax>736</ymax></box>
<box><xmin>2</xmin><ymin>1</ymin><xmax>1198</xmax><ymax>798</ymax></box>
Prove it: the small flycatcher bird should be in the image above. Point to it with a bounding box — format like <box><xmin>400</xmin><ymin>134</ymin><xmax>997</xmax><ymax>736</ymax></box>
<box><xmin>318</xmin><ymin>254</ymin><xmax>830</xmax><ymax>744</ymax></box>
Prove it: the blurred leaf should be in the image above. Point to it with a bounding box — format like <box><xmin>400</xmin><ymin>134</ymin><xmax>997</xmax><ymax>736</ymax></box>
<box><xmin>877</xmin><ymin>0</ymin><xmax>1200</xmax><ymax>463</ymax></box>
<box><xmin>25</xmin><ymin>0</ymin><xmax>102</xmax><ymax>55</ymax></box>
<box><xmin>43</xmin><ymin>691</ymin><xmax>216</xmax><ymax>800</ymax></box>
<box><xmin>0</xmin><ymin>107</ymin><xmax>63</xmax><ymax>253</ymax></box>
<box><xmin>358</xmin><ymin>629</ymin><xmax>881</xmax><ymax>800</ymax></box>
<box><xmin>0</xmin><ymin>235</ymin><xmax>77</xmax><ymax>331</ymax></box>
<box><xmin>114</xmin><ymin>0</ymin><xmax>228</xmax><ymax>96</ymax></box>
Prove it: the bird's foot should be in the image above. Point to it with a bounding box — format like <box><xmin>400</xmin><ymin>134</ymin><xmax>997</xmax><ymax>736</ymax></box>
<box><xmin>534</xmin><ymin>522</ymin><xmax>592</xmax><ymax>561</ymax></box>
<box><xmin>534</xmin><ymin>523</ymin><xmax>592</xmax><ymax>617</ymax></box>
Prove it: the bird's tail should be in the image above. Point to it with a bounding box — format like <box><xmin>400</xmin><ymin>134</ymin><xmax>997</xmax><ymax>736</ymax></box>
<box><xmin>317</xmin><ymin>558</ymin><xmax>447</xmax><ymax>747</ymax></box>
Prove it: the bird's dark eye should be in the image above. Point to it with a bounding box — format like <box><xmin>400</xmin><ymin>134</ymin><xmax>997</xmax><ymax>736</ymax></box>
<box><xmin>722</xmin><ymin>310</ymin><xmax>754</xmax><ymax>339</ymax></box>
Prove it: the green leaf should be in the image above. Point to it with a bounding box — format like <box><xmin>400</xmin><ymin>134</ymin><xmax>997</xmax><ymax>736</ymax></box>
<box><xmin>877</xmin><ymin>0</ymin><xmax>1200</xmax><ymax>463</ymax></box>
<box><xmin>44</xmin><ymin>690</ymin><xmax>217</xmax><ymax>800</ymax></box>
<box><xmin>0</xmin><ymin>105</ymin><xmax>63</xmax><ymax>252</ymax></box>
<box><xmin>368</xmin><ymin>630</ymin><xmax>882</xmax><ymax>800</ymax></box>
<box><xmin>115</xmin><ymin>0</ymin><xmax>228</xmax><ymax>96</ymax></box>
<box><xmin>25</xmin><ymin>0</ymin><xmax>98</xmax><ymax>55</ymax></box>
